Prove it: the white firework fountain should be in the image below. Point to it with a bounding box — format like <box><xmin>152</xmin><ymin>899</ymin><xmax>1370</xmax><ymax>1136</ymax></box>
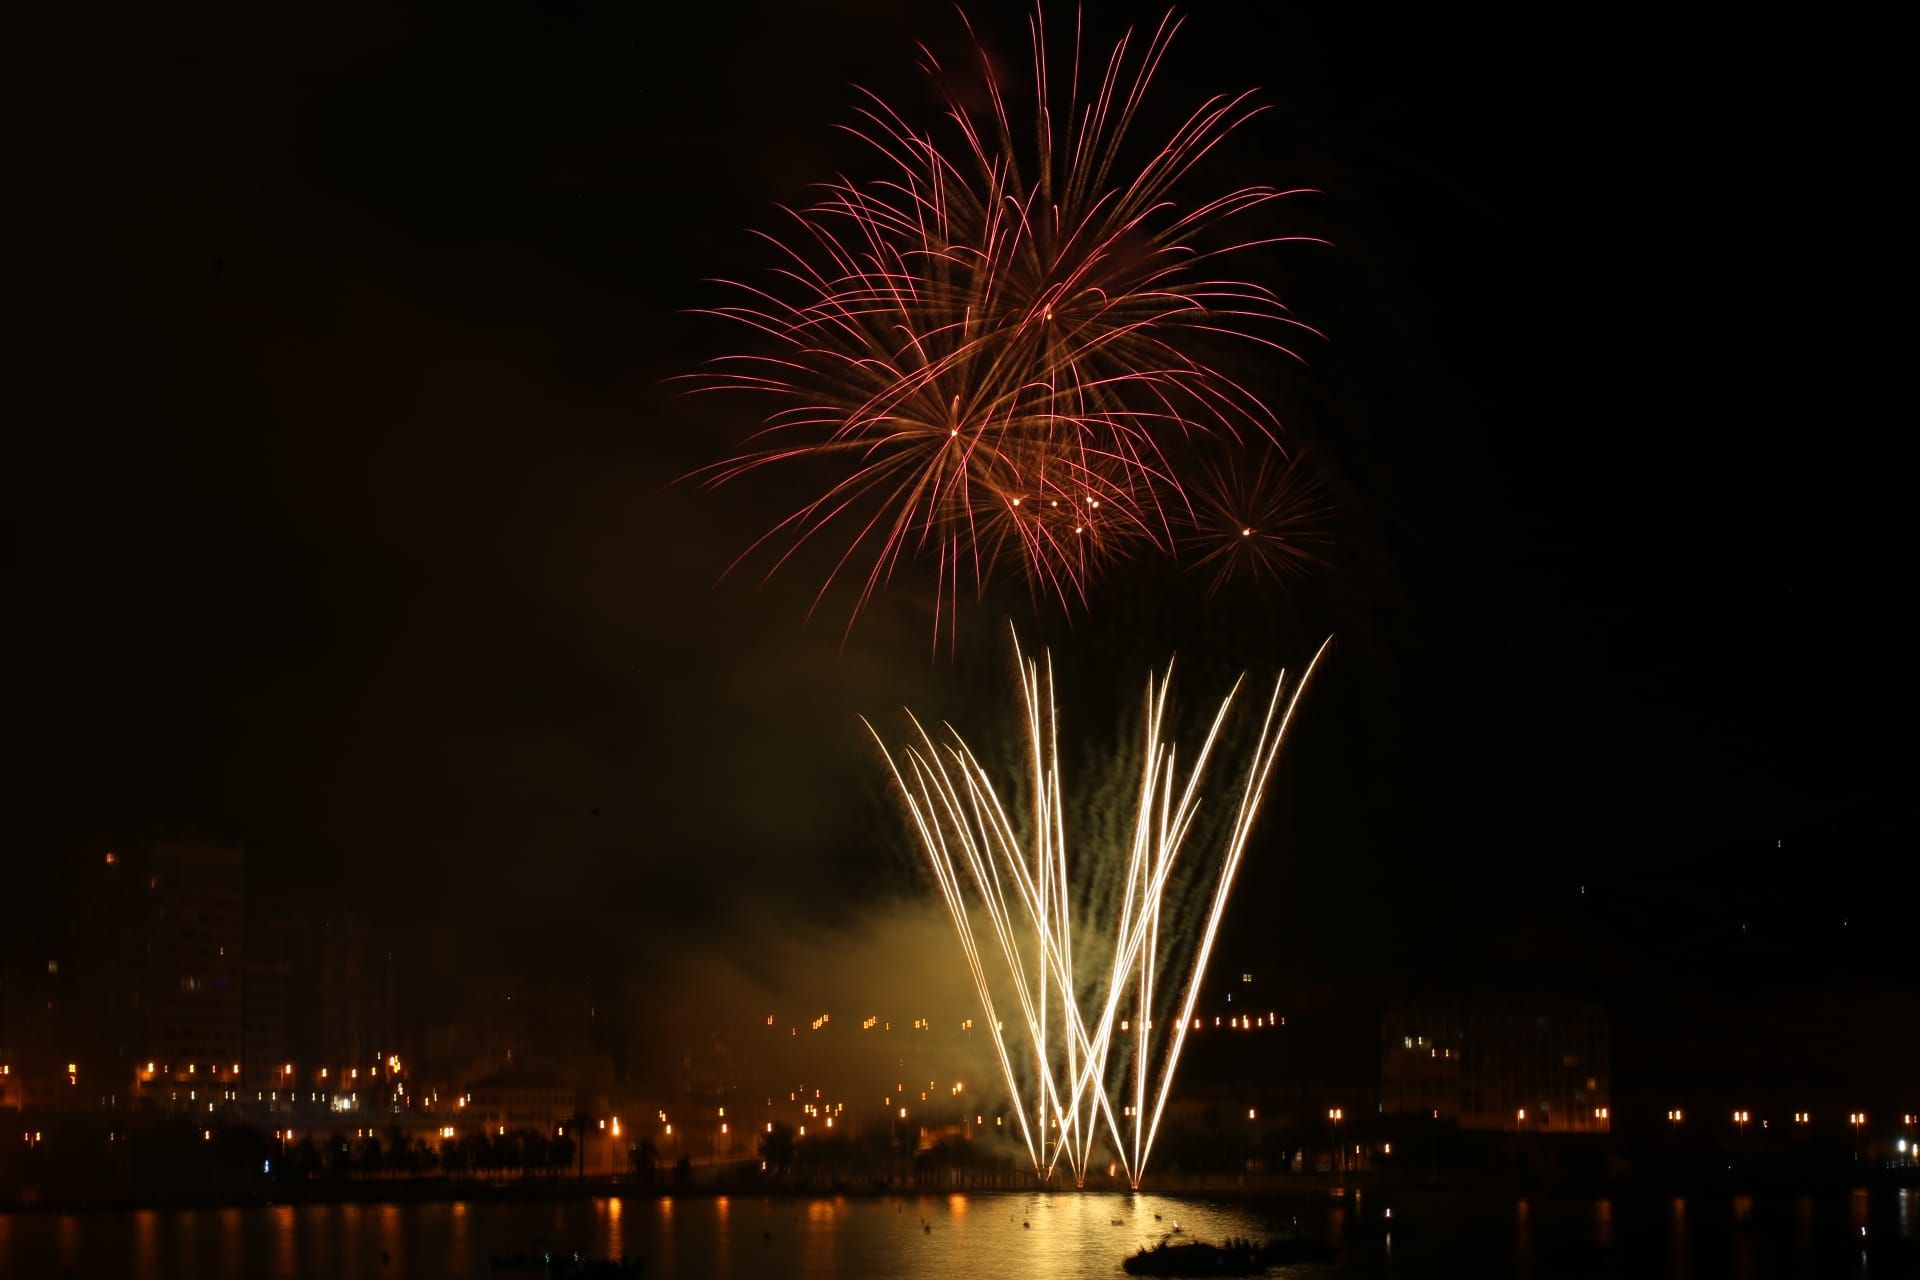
<box><xmin>868</xmin><ymin>628</ymin><xmax>1327</xmax><ymax>1188</ymax></box>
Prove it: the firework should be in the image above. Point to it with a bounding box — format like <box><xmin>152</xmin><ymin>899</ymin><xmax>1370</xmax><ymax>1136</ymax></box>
<box><xmin>691</xmin><ymin>7</ymin><xmax>1325</xmax><ymax>634</ymax></box>
<box><xmin>866</xmin><ymin>628</ymin><xmax>1327</xmax><ymax>1186</ymax></box>
<box><xmin>1183</xmin><ymin>446</ymin><xmax>1338</xmax><ymax>597</ymax></box>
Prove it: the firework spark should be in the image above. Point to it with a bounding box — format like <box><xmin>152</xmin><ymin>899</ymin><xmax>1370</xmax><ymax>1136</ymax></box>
<box><xmin>690</xmin><ymin>7</ymin><xmax>1325</xmax><ymax>636</ymax></box>
<box><xmin>866</xmin><ymin>627</ymin><xmax>1327</xmax><ymax>1186</ymax></box>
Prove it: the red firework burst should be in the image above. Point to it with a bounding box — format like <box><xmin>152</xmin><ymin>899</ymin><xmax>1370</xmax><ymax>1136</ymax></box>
<box><xmin>687</xmin><ymin>5</ymin><xmax>1325</xmax><ymax>635</ymax></box>
<box><xmin>1181</xmin><ymin>447</ymin><xmax>1338</xmax><ymax>598</ymax></box>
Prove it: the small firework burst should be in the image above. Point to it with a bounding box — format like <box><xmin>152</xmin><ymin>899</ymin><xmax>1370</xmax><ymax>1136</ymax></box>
<box><xmin>1183</xmin><ymin>447</ymin><xmax>1337</xmax><ymax>597</ymax></box>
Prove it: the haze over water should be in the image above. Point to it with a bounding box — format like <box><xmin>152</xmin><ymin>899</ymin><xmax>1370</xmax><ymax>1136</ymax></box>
<box><xmin>1</xmin><ymin>1186</ymin><xmax>1913</xmax><ymax>1278</ymax></box>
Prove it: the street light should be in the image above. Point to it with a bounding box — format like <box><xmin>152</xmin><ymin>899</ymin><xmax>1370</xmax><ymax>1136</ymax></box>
<box><xmin>1850</xmin><ymin>1112</ymin><xmax>1866</xmax><ymax>1160</ymax></box>
<box><xmin>1328</xmin><ymin>1108</ymin><xmax>1344</xmax><ymax>1173</ymax></box>
<box><xmin>1734</xmin><ymin>1110</ymin><xmax>1749</xmax><ymax>1139</ymax></box>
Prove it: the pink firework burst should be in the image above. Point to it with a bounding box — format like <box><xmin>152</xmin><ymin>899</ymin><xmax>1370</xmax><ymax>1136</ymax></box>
<box><xmin>687</xmin><ymin>5</ymin><xmax>1325</xmax><ymax>637</ymax></box>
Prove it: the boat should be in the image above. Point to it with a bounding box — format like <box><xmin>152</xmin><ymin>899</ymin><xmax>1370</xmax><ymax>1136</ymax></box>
<box><xmin>1122</xmin><ymin>1235</ymin><xmax>1335</xmax><ymax>1276</ymax></box>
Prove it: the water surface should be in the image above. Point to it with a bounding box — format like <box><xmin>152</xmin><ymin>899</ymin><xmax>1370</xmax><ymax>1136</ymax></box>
<box><xmin>0</xmin><ymin>1186</ymin><xmax>1911</xmax><ymax>1278</ymax></box>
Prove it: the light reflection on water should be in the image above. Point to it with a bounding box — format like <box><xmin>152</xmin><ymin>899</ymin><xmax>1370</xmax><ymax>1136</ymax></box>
<box><xmin>0</xmin><ymin>1186</ymin><xmax>1911</xmax><ymax>1278</ymax></box>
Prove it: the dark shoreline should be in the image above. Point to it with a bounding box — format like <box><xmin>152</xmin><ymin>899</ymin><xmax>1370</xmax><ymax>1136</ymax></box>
<box><xmin>6</xmin><ymin>1166</ymin><xmax>1917</xmax><ymax>1217</ymax></box>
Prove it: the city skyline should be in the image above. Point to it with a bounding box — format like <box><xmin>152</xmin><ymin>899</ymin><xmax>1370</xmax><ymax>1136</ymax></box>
<box><xmin>3</xmin><ymin>0</ymin><xmax>1903</xmax><ymax>1252</ymax></box>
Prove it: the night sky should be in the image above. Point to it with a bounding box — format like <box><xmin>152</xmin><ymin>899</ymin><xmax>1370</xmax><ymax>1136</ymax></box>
<box><xmin>5</xmin><ymin>4</ymin><xmax>1899</xmax><ymax>1102</ymax></box>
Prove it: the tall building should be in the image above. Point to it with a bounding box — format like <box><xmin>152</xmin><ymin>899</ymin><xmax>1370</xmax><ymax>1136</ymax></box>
<box><xmin>142</xmin><ymin>843</ymin><xmax>246</xmax><ymax>1075</ymax></box>
<box><xmin>324</xmin><ymin>916</ymin><xmax>397</xmax><ymax>1073</ymax></box>
<box><xmin>267</xmin><ymin>913</ymin><xmax>397</xmax><ymax>1076</ymax></box>
<box><xmin>241</xmin><ymin>957</ymin><xmax>289</xmax><ymax>1089</ymax></box>
<box><xmin>1382</xmin><ymin>1005</ymin><xmax>1610</xmax><ymax>1133</ymax></box>
<box><xmin>68</xmin><ymin>846</ymin><xmax>149</xmax><ymax>1102</ymax></box>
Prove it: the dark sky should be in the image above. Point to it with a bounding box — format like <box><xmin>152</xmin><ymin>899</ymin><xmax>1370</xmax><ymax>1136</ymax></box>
<box><xmin>3</xmin><ymin>4</ymin><xmax>1899</xmax><ymax>1092</ymax></box>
